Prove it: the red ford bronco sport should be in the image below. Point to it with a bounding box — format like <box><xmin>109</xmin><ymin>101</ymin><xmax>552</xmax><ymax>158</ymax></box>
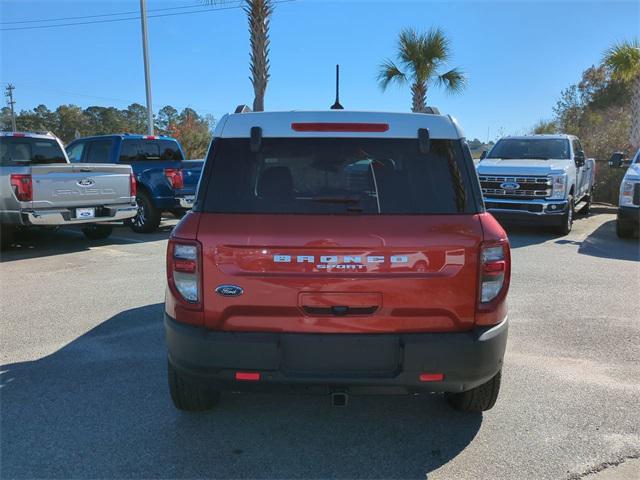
<box><xmin>165</xmin><ymin>109</ymin><xmax>510</xmax><ymax>412</ymax></box>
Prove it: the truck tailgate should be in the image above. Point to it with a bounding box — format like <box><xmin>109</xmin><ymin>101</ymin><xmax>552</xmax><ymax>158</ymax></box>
<box><xmin>30</xmin><ymin>163</ymin><xmax>132</xmax><ymax>209</ymax></box>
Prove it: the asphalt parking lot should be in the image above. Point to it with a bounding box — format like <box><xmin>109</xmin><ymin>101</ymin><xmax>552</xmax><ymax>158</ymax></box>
<box><xmin>0</xmin><ymin>209</ymin><xmax>638</xmax><ymax>480</ymax></box>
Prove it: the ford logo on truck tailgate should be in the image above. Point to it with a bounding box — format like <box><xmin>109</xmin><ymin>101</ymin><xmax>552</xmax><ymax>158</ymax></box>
<box><xmin>499</xmin><ymin>181</ymin><xmax>520</xmax><ymax>190</ymax></box>
<box><xmin>77</xmin><ymin>178</ymin><xmax>96</xmax><ymax>187</ymax></box>
<box><xmin>215</xmin><ymin>285</ymin><xmax>244</xmax><ymax>297</ymax></box>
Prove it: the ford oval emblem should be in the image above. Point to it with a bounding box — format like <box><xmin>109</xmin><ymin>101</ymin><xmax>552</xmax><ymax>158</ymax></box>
<box><xmin>215</xmin><ymin>285</ymin><xmax>244</xmax><ymax>297</ymax></box>
<box><xmin>77</xmin><ymin>178</ymin><xmax>95</xmax><ymax>187</ymax></box>
<box><xmin>500</xmin><ymin>181</ymin><xmax>520</xmax><ymax>190</ymax></box>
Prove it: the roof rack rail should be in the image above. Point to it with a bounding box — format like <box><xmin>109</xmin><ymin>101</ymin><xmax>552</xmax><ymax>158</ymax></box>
<box><xmin>424</xmin><ymin>107</ymin><xmax>440</xmax><ymax>115</ymax></box>
<box><xmin>235</xmin><ymin>104</ymin><xmax>252</xmax><ymax>114</ymax></box>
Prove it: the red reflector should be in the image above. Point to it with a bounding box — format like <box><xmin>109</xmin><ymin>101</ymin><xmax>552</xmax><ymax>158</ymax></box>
<box><xmin>419</xmin><ymin>373</ymin><xmax>444</xmax><ymax>382</ymax></box>
<box><xmin>291</xmin><ymin>122</ymin><xmax>389</xmax><ymax>132</ymax></box>
<box><xmin>235</xmin><ymin>372</ymin><xmax>260</xmax><ymax>381</ymax></box>
<box><xmin>174</xmin><ymin>259</ymin><xmax>196</xmax><ymax>273</ymax></box>
<box><xmin>483</xmin><ymin>261</ymin><xmax>505</xmax><ymax>275</ymax></box>
<box><xmin>12</xmin><ymin>133</ymin><xmax>26</xmax><ymax>137</ymax></box>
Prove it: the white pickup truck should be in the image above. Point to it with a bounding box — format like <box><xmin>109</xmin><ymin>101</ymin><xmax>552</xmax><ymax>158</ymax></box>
<box><xmin>613</xmin><ymin>148</ymin><xmax>640</xmax><ymax>238</ymax></box>
<box><xmin>0</xmin><ymin>131</ymin><xmax>137</xmax><ymax>248</ymax></box>
<box><xmin>476</xmin><ymin>134</ymin><xmax>595</xmax><ymax>235</ymax></box>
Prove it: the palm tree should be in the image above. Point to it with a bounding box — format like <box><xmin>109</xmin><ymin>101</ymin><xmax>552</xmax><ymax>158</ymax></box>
<box><xmin>378</xmin><ymin>28</ymin><xmax>466</xmax><ymax>113</ymax></box>
<box><xmin>602</xmin><ymin>39</ymin><xmax>640</xmax><ymax>149</ymax></box>
<box><xmin>205</xmin><ymin>0</ymin><xmax>273</xmax><ymax>111</ymax></box>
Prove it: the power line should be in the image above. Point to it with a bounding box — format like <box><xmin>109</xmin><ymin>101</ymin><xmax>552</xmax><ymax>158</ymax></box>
<box><xmin>0</xmin><ymin>2</ymin><xmax>259</xmax><ymax>32</ymax></box>
<box><xmin>0</xmin><ymin>2</ymin><xmax>218</xmax><ymax>25</ymax></box>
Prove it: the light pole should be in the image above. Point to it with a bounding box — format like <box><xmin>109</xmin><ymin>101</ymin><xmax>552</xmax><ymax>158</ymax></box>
<box><xmin>140</xmin><ymin>0</ymin><xmax>154</xmax><ymax>135</ymax></box>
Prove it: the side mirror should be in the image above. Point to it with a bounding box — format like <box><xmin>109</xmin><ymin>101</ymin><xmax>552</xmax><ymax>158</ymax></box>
<box><xmin>480</xmin><ymin>150</ymin><xmax>488</xmax><ymax>160</ymax></box>
<box><xmin>575</xmin><ymin>151</ymin><xmax>585</xmax><ymax>167</ymax></box>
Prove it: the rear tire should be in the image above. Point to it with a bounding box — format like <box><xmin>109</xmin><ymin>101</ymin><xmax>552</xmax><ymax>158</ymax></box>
<box><xmin>127</xmin><ymin>190</ymin><xmax>161</xmax><ymax>233</ymax></box>
<box><xmin>0</xmin><ymin>225</ymin><xmax>16</xmax><ymax>251</ymax></box>
<box><xmin>447</xmin><ymin>370</ymin><xmax>501</xmax><ymax>412</ymax></box>
<box><xmin>168</xmin><ymin>361</ymin><xmax>220</xmax><ymax>411</ymax></box>
<box><xmin>555</xmin><ymin>195</ymin><xmax>574</xmax><ymax>236</ymax></box>
<box><xmin>81</xmin><ymin>224</ymin><xmax>113</xmax><ymax>240</ymax></box>
<box><xmin>581</xmin><ymin>190</ymin><xmax>592</xmax><ymax>216</ymax></box>
<box><xmin>616</xmin><ymin>219</ymin><xmax>636</xmax><ymax>239</ymax></box>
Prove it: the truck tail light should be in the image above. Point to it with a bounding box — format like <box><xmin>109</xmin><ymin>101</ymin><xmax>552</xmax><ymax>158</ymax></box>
<box><xmin>10</xmin><ymin>174</ymin><xmax>32</xmax><ymax>201</ymax></box>
<box><xmin>164</xmin><ymin>168</ymin><xmax>184</xmax><ymax>189</ymax></box>
<box><xmin>167</xmin><ymin>239</ymin><xmax>202</xmax><ymax>310</ymax></box>
<box><xmin>129</xmin><ymin>173</ymin><xmax>137</xmax><ymax>198</ymax></box>
<box><xmin>479</xmin><ymin>242</ymin><xmax>510</xmax><ymax>305</ymax></box>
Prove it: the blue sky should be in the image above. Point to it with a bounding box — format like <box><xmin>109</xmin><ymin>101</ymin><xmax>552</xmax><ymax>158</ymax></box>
<box><xmin>1</xmin><ymin>0</ymin><xmax>638</xmax><ymax>141</ymax></box>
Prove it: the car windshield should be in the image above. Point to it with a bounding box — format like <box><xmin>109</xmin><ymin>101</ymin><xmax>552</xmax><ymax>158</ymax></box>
<box><xmin>202</xmin><ymin>137</ymin><xmax>475</xmax><ymax>215</ymax></box>
<box><xmin>0</xmin><ymin>137</ymin><xmax>67</xmax><ymax>165</ymax></box>
<box><xmin>487</xmin><ymin>138</ymin><xmax>570</xmax><ymax>160</ymax></box>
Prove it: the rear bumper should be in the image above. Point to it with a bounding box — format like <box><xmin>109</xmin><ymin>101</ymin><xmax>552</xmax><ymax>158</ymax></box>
<box><xmin>618</xmin><ymin>206</ymin><xmax>640</xmax><ymax>226</ymax></box>
<box><xmin>23</xmin><ymin>204</ymin><xmax>137</xmax><ymax>226</ymax></box>
<box><xmin>485</xmin><ymin>198</ymin><xmax>567</xmax><ymax>225</ymax></box>
<box><xmin>165</xmin><ymin>314</ymin><xmax>508</xmax><ymax>393</ymax></box>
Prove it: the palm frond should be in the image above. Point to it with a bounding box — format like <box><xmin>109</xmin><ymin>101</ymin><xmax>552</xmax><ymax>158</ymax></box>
<box><xmin>602</xmin><ymin>38</ymin><xmax>640</xmax><ymax>82</ymax></box>
<box><xmin>377</xmin><ymin>59</ymin><xmax>407</xmax><ymax>90</ymax></box>
<box><xmin>437</xmin><ymin>67</ymin><xmax>467</xmax><ymax>94</ymax></box>
<box><xmin>422</xmin><ymin>27</ymin><xmax>450</xmax><ymax>64</ymax></box>
<box><xmin>397</xmin><ymin>28</ymin><xmax>422</xmax><ymax>67</ymax></box>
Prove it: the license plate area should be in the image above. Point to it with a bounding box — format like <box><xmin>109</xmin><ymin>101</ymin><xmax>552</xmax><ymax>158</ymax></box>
<box><xmin>281</xmin><ymin>335</ymin><xmax>401</xmax><ymax>377</ymax></box>
<box><xmin>75</xmin><ymin>207</ymin><xmax>95</xmax><ymax>219</ymax></box>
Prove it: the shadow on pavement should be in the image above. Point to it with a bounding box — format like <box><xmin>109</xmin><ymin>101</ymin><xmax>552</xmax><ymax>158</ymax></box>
<box><xmin>556</xmin><ymin>219</ymin><xmax>640</xmax><ymax>262</ymax></box>
<box><xmin>0</xmin><ymin>304</ymin><xmax>482</xmax><ymax>479</ymax></box>
<box><xmin>0</xmin><ymin>220</ymin><xmax>175</xmax><ymax>263</ymax></box>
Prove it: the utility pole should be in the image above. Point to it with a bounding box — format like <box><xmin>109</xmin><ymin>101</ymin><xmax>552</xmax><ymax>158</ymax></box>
<box><xmin>139</xmin><ymin>0</ymin><xmax>154</xmax><ymax>136</ymax></box>
<box><xmin>5</xmin><ymin>84</ymin><xmax>17</xmax><ymax>132</ymax></box>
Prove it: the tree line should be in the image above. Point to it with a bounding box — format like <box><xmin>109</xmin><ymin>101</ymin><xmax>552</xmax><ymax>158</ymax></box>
<box><xmin>0</xmin><ymin>103</ymin><xmax>214</xmax><ymax>159</ymax></box>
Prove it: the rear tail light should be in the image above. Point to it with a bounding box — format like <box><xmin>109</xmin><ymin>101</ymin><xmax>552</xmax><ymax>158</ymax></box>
<box><xmin>235</xmin><ymin>372</ymin><xmax>261</xmax><ymax>381</ymax></box>
<box><xmin>479</xmin><ymin>242</ymin><xmax>509</xmax><ymax>304</ymax></box>
<box><xmin>10</xmin><ymin>174</ymin><xmax>32</xmax><ymax>201</ymax></box>
<box><xmin>129</xmin><ymin>173</ymin><xmax>137</xmax><ymax>198</ymax></box>
<box><xmin>167</xmin><ymin>240</ymin><xmax>202</xmax><ymax>310</ymax></box>
<box><xmin>164</xmin><ymin>168</ymin><xmax>184</xmax><ymax>189</ymax></box>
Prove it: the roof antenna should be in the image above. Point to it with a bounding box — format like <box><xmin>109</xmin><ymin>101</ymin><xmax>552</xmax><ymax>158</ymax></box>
<box><xmin>330</xmin><ymin>64</ymin><xmax>344</xmax><ymax>110</ymax></box>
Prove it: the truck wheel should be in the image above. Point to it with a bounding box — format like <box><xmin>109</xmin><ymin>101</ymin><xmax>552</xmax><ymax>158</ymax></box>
<box><xmin>127</xmin><ymin>191</ymin><xmax>161</xmax><ymax>233</ymax></box>
<box><xmin>81</xmin><ymin>225</ymin><xmax>113</xmax><ymax>240</ymax></box>
<box><xmin>0</xmin><ymin>225</ymin><xmax>16</xmax><ymax>251</ymax></box>
<box><xmin>556</xmin><ymin>196</ymin><xmax>574</xmax><ymax>236</ymax></box>
<box><xmin>446</xmin><ymin>370</ymin><xmax>501</xmax><ymax>412</ymax></box>
<box><xmin>581</xmin><ymin>190</ymin><xmax>592</xmax><ymax>216</ymax></box>
<box><xmin>168</xmin><ymin>361</ymin><xmax>220</xmax><ymax>411</ymax></box>
<box><xmin>616</xmin><ymin>219</ymin><xmax>635</xmax><ymax>239</ymax></box>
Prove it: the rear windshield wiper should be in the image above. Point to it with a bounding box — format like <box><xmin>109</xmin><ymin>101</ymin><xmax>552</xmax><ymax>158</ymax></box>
<box><xmin>310</xmin><ymin>195</ymin><xmax>362</xmax><ymax>204</ymax></box>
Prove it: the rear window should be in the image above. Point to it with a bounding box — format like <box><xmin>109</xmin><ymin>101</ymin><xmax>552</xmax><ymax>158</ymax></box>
<box><xmin>202</xmin><ymin>138</ymin><xmax>474</xmax><ymax>214</ymax></box>
<box><xmin>488</xmin><ymin>138</ymin><xmax>570</xmax><ymax>160</ymax></box>
<box><xmin>0</xmin><ymin>137</ymin><xmax>67</xmax><ymax>165</ymax></box>
<box><xmin>119</xmin><ymin>139</ymin><xmax>183</xmax><ymax>162</ymax></box>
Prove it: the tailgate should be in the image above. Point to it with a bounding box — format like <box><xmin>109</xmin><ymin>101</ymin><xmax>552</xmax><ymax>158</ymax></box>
<box><xmin>198</xmin><ymin>214</ymin><xmax>483</xmax><ymax>333</ymax></box>
<box><xmin>30</xmin><ymin>163</ymin><xmax>132</xmax><ymax>209</ymax></box>
<box><xmin>177</xmin><ymin>160</ymin><xmax>203</xmax><ymax>195</ymax></box>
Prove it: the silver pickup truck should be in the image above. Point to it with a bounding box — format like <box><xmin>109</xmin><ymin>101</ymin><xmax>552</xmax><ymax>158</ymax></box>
<box><xmin>1</xmin><ymin>131</ymin><xmax>137</xmax><ymax>248</ymax></box>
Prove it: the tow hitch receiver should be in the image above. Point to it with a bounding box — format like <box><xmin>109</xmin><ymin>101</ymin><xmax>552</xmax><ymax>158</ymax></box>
<box><xmin>330</xmin><ymin>390</ymin><xmax>349</xmax><ymax>407</ymax></box>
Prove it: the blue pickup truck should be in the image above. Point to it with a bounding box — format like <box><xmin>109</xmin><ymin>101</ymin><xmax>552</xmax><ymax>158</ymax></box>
<box><xmin>66</xmin><ymin>134</ymin><xmax>203</xmax><ymax>233</ymax></box>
